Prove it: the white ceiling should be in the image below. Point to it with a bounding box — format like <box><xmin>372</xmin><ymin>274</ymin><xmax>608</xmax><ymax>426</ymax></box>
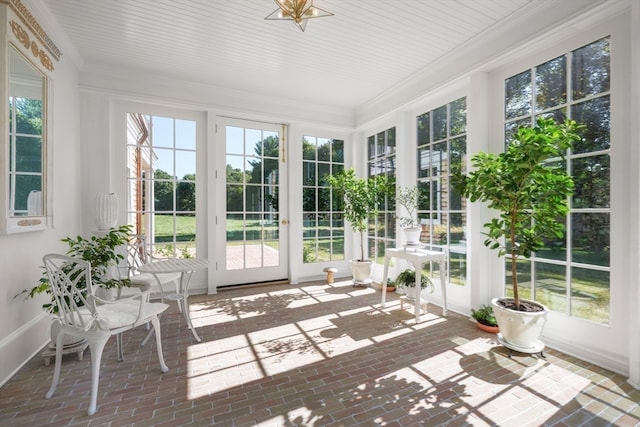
<box><xmin>40</xmin><ymin>0</ymin><xmax>593</xmax><ymax>111</ymax></box>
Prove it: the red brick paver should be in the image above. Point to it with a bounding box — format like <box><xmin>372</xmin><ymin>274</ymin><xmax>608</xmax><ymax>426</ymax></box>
<box><xmin>1</xmin><ymin>280</ymin><xmax>639</xmax><ymax>426</ymax></box>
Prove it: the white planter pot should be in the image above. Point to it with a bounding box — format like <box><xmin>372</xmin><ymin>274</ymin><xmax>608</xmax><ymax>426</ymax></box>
<box><xmin>491</xmin><ymin>297</ymin><xmax>548</xmax><ymax>350</ymax></box>
<box><xmin>402</xmin><ymin>226</ymin><xmax>421</xmax><ymax>245</ymax></box>
<box><xmin>350</xmin><ymin>260</ymin><xmax>373</xmax><ymax>285</ymax></box>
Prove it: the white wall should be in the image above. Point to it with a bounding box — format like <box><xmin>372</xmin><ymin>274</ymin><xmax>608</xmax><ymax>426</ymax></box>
<box><xmin>0</xmin><ymin>8</ymin><xmax>82</xmax><ymax>385</ymax></box>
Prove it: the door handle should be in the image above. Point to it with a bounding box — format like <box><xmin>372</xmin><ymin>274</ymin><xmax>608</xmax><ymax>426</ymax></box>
<box><xmin>281</xmin><ymin>219</ymin><xmax>289</xmax><ymax>225</ymax></box>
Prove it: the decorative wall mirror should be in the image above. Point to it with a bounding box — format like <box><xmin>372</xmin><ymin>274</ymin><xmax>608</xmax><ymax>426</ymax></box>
<box><xmin>0</xmin><ymin>0</ymin><xmax>59</xmax><ymax>233</ymax></box>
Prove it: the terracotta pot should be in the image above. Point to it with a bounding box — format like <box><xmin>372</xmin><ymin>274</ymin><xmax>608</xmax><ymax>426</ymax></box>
<box><xmin>476</xmin><ymin>322</ymin><xmax>499</xmax><ymax>334</ymax></box>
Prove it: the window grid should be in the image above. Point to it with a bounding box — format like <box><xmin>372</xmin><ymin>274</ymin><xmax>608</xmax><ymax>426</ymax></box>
<box><xmin>416</xmin><ymin>97</ymin><xmax>467</xmax><ymax>286</ymax></box>
<box><xmin>503</xmin><ymin>37</ymin><xmax>610</xmax><ymax>323</ymax></box>
<box><xmin>302</xmin><ymin>136</ymin><xmax>345</xmax><ymax>263</ymax></box>
<box><xmin>367</xmin><ymin>128</ymin><xmax>396</xmax><ymax>264</ymax></box>
<box><xmin>126</xmin><ymin>114</ymin><xmax>197</xmax><ymax>258</ymax></box>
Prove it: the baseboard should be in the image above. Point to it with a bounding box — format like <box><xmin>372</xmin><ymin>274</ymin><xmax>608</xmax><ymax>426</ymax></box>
<box><xmin>0</xmin><ymin>312</ymin><xmax>50</xmax><ymax>387</ymax></box>
<box><xmin>542</xmin><ymin>335</ymin><xmax>628</xmax><ymax>377</ymax></box>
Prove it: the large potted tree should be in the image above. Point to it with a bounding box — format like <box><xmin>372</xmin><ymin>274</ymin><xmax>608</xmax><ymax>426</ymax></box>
<box><xmin>454</xmin><ymin>117</ymin><xmax>583</xmax><ymax>354</ymax></box>
<box><xmin>329</xmin><ymin>168</ymin><xmax>390</xmax><ymax>285</ymax></box>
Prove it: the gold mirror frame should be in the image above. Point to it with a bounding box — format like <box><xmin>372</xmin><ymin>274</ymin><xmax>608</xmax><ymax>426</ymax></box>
<box><xmin>0</xmin><ymin>0</ymin><xmax>59</xmax><ymax>233</ymax></box>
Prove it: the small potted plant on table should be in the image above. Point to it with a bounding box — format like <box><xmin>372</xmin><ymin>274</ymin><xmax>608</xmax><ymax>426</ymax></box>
<box><xmin>395</xmin><ymin>185</ymin><xmax>421</xmax><ymax>246</ymax></box>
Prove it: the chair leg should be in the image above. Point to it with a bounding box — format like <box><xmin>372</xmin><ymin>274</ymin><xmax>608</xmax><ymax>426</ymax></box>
<box><xmin>150</xmin><ymin>316</ymin><xmax>169</xmax><ymax>373</ymax></box>
<box><xmin>86</xmin><ymin>335</ymin><xmax>109</xmax><ymax>416</ymax></box>
<box><xmin>45</xmin><ymin>330</ymin><xmax>67</xmax><ymax>400</ymax></box>
<box><xmin>116</xmin><ymin>333</ymin><xmax>124</xmax><ymax>361</ymax></box>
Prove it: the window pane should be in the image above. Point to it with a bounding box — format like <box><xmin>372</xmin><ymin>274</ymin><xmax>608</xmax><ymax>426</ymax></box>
<box><xmin>367</xmin><ymin>136</ymin><xmax>376</xmax><ymax>159</ymax></box>
<box><xmin>505</xmin><ymin>118</ymin><xmax>531</xmax><ymax>147</ymax></box>
<box><xmin>154</xmin><ymin>148</ymin><xmax>174</xmax><ymax>177</ymax></box>
<box><xmin>317</xmin><ymin>138</ymin><xmax>331</xmax><ymax>162</ymax></box>
<box><xmin>535</xmin><ymin>262</ymin><xmax>567</xmax><ymax>313</ymax></box>
<box><xmin>417</xmin><ymin>112</ymin><xmax>430</xmax><ymax>145</ymax></box>
<box><xmin>386</xmin><ymin>128</ymin><xmax>396</xmax><ymax>155</ymax></box>
<box><xmin>450</xmin><ymin>98</ymin><xmax>467</xmax><ymax>137</ymax></box>
<box><xmin>226</xmin><ymin>184</ymin><xmax>243</xmax><ymax>211</ymax></box>
<box><xmin>505</xmin><ymin>70</ymin><xmax>531</xmax><ymax>120</ymax></box>
<box><xmin>263</xmin><ymin>158</ymin><xmax>279</xmax><ymax>184</ymax></box>
<box><xmin>572</xmin><ymin>213</ymin><xmax>609</xmax><ymax>267</ymax></box>
<box><xmin>331</xmin><ymin>139</ymin><xmax>344</xmax><ymax>163</ymax></box>
<box><xmin>572</xmin><ymin>37</ymin><xmax>610</xmax><ymax>101</ymax></box>
<box><xmin>376</xmin><ymin>132</ymin><xmax>385</xmax><ymax>157</ymax></box>
<box><xmin>432</xmin><ymin>105</ymin><xmax>447</xmax><ymax>141</ymax></box>
<box><xmin>175</xmin><ymin>151</ymin><xmax>195</xmax><ymax>179</ymax></box>
<box><xmin>571</xmin><ymin>96</ymin><xmax>610</xmax><ymax>153</ymax></box>
<box><xmin>245</xmin><ymin>185</ymin><xmax>262</xmax><ymax>212</ymax></box>
<box><xmin>303</xmin><ymin>136</ymin><xmax>316</xmax><ymax>160</ymax></box>
<box><xmin>15</xmin><ymin>136</ymin><xmax>42</xmax><ymax>172</ymax></box>
<box><xmin>571</xmin><ymin>267</ymin><xmax>609</xmax><ymax>324</ymax></box>
<box><xmin>176</xmin><ymin>181</ymin><xmax>195</xmax><ymax>211</ymax></box>
<box><xmin>226</xmin><ymin>127</ymin><xmax>244</xmax><ymax>154</ymax></box>
<box><xmin>303</xmin><ymin>161</ymin><xmax>315</xmax><ymax>186</ymax></box>
<box><xmin>175</xmin><ymin>120</ymin><xmax>196</xmax><ymax>150</ymax></box>
<box><xmin>318</xmin><ymin>188</ymin><xmax>331</xmax><ymax>212</ymax></box>
<box><xmin>152</xmin><ymin>116</ymin><xmax>174</xmax><ymax>148</ymax></box>
<box><xmin>449</xmin><ymin>136</ymin><xmax>466</xmax><ymax>210</ymax></box>
<box><xmin>246</xmin><ymin>129</ymin><xmax>262</xmax><ymax>156</ymax></box>
<box><xmin>154</xmin><ymin>180</ymin><xmax>174</xmax><ymax>212</ymax></box>
<box><xmin>535</xmin><ymin>55</ymin><xmax>566</xmax><ymax>111</ymax></box>
<box><xmin>303</xmin><ymin>213</ymin><xmax>316</xmax><ymax>238</ymax></box>
<box><xmin>572</xmin><ymin>154</ymin><xmax>610</xmax><ymax>208</ymax></box>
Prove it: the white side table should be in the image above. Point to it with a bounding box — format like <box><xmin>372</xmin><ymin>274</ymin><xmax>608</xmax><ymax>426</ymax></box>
<box><xmin>138</xmin><ymin>258</ymin><xmax>208</xmax><ymax>342</ymax></box>
<box><xmin>381</xmin><ymin>247</ymin><xmax>447</xmax><ymax>321</ymax></box>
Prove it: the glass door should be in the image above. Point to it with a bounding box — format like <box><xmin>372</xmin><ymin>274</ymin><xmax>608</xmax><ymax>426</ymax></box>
<box><xmin>216</xmin><ymin>117</ymin><xmax>288</xmax><ymax>286</ymax></box>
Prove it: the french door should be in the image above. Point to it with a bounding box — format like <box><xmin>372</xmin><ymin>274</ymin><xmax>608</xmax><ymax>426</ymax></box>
<box><xmin>215</xmin><ymin>117</ymin><xmax>288</xmax><ymax>286</ymax></box>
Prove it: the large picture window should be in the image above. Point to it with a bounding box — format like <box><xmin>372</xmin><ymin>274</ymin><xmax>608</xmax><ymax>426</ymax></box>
<box><xmin>302</xmin><ymin>136</ymin><xmax>345</xmax><ymax>263</ymax></box>
<box><xmin>416</xmin><ymin>97</ymin><xmax>467</xmax><ymax>286</ymax></box>
<box><xmin>126</xmin><ymin>113</ymin><xmax>197</xmax><ymax>258</ymax></box>
<box><xmin>503</xmin><ymin>37</ymin><xmax>610</xmax><ymax>324</ymax></box>
<box><xmin>367</xmin><ymin>127</ymin><xmax>396</xmax><ymax>263</ymax></box>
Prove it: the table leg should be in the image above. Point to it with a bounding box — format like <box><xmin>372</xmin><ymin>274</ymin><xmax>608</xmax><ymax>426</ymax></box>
<box><xmin>381</xmin><ymin>256</ymin><xmax>390</xmax><ymax>307</ymax></box>
<box><xmin>179</xmin><ymin>271</ymin><xmax>202</xmax><ymax>342</ymax></box>
<box><xmin>413</xmin><ymin>261</ymin><xmax>422</xmax><ymax>322</ymax></box>
<box><xmin>439</xmin><ymin>260</ymin><xmax>448</xmax><ymax>316</ymax></box>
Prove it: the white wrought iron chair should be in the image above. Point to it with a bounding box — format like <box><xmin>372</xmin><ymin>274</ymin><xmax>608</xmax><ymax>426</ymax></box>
<box><xmin>119</xmin><ymin>235</ymin><xmax>181</xmax><ymax>302</ymax></box>
<box><xmin>43</xmin><ymin>253</ymin><xmax>169</xmax><ymax>416</ymax></box>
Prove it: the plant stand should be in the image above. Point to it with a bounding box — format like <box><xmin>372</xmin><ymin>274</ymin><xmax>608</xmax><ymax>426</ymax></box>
<box><xmin>497</xmin><ymin>333</ymin><xmax>546</xmax><ymax>359</ymax></box>
<box><xmin>399</xmin><ymin>295</ymin><xmax>428</xmax><ymax>314</ymax></box>
<box><xmin>42</xmin><ymin>340</ymin><xmax>89</xmax><ymax>366</ymax></box>
<box><xmin>380</xmin><ymin>247</ymin><xmax>448</xmax><ymax>322</ymax></box>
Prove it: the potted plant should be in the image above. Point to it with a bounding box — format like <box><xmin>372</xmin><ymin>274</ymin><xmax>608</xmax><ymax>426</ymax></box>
<box><xmin>471</xmin><ymin>304</ymin><xmax>499</xmax><ymax>334</ymax></box>
<box><xmin>17</xmin><ymin>225</ymin><xmax>133</xmax><ymax>344</ymax></box>
<box><xmin>394</xmin><ymin>267</ymin><xmax>433</xmax><ymax>300</ymax></box>
<box><xmin>395</xmin><ymin>185</ymin><xmax>421</xmax><ymax>246</ymax></box>
<box><xmin>329</xmin><ymin>168</ymin><xmax>391</xmax><ymax>285</ymax></box>
<box><xmin>385</xmin><ymin>277</ymin><xmax>396</xmax><ymax>293</ymax></box>
<box><xmin>453</xmin><ymin>117</ymin><xmax>583</xmax><ymax>352</ymax></box>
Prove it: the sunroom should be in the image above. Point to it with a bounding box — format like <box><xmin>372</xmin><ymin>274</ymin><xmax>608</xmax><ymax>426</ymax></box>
<box><xmin>1</xmin><ymin>0</ymin><xmax>639</xmax><ymax>423</ymax></box>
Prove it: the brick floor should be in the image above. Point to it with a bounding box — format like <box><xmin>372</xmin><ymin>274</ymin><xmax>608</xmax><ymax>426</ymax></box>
<box><xmin>1</xmin><ymin>279</ymin><xmax>639</xmax><ymax>426</ymax></box>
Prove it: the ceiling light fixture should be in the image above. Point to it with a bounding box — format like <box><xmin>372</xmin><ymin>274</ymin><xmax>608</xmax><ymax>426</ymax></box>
<box><xmin>265</xmin><ymin>0</ymin><xmax>334</xmax><ymax>32</ymax></box>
